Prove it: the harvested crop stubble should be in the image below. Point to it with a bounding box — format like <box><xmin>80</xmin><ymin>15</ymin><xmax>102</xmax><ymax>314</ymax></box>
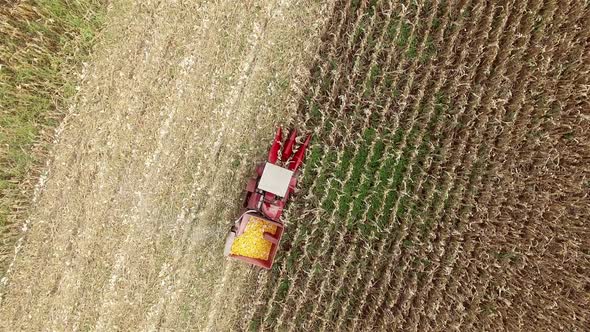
<box><xmin>0</xmin><ymin>0</ymin><xmax>331</xmax><ymax>331</ymax></box>
<box><xmin>237</xmin><ymin>0</ymin><xmax>590</xmax><ymax>331</ymax></box>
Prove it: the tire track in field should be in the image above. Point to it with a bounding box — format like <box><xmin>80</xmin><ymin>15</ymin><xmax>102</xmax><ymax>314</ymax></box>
<box><xmin>1</xmin><ymin>5</ymin><xmax>189</xmax><ymax>327</ymax></box>
<box><xmin>152</xmin><ymin>1</ymin><xmax>332</xmax><ymax>329</ymax></box>
<box><xmin>139</xmin><ymin>9</ymin><xmax>273</xmax><ymax>330</ymax></box>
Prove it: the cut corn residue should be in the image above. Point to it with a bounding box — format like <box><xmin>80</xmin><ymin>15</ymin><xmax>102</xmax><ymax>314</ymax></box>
<box><xmin>230</xmin><ymin>217</ymin><xmax>277</xmax><ymax>260</ymax></box>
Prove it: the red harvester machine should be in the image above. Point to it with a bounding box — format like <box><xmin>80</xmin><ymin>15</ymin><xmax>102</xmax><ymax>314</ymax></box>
<box><xmin>224</xmin><ymin>128</ymin><xmax>310</xmax><ymax>269</ymax></box>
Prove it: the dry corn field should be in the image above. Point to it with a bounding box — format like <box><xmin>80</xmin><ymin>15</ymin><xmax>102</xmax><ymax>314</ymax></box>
<box><xmin>1</xmin><ymin>0</ymin><xmax>589</xmax><ymax>331</ymax></box>
<box><xmin>238</xmin><ymin>0</ymin><xmax>589</xmax><ymax>331</ymax></box>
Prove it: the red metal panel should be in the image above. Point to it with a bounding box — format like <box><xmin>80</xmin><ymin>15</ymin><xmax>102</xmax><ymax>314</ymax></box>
<box><xmin>281</xmin><ymin>128</ymin><xmax>297</xmax><ymax>162</ymax></box>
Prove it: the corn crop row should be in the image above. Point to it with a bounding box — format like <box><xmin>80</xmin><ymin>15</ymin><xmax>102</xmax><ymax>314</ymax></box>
<box><xmin>239</xmin><ymin>0</ymin><xmax>590</xmax><ymax>330</ymax></box>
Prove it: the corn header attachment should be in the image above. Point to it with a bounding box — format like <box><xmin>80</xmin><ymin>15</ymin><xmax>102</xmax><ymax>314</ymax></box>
<box><xmin>224</xmin><ymin>128</ymin><xmax>310</xmax><ymax>269</ymax></box>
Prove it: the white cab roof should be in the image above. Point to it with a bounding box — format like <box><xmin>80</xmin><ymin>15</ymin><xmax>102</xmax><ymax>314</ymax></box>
<box><xmin>258</xmin><ymin>162</ymin><xmax>294</xmax><ymax>197</ymax></box>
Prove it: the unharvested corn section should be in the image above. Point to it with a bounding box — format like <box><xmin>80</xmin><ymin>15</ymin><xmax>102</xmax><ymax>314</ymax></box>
<box><xmin>238</xmin><ymin>0</ymin><xmax>590</xmax><ymax>331</ymax></box>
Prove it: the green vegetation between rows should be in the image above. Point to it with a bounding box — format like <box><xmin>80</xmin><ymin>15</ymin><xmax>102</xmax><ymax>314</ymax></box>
<box><xmin>247</xmin><ymin>0</ymin><xmax>456</xmax><ymax>329</ymax></box>
<box><xmin>0</xmin><ymin>0</ymin><xmax>105</xmax><ymax>267</ymax></box>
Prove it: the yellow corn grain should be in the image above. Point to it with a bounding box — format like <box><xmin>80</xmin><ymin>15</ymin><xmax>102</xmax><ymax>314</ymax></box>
<box><xmin>230</xmin><ymin>217</ymin><xmax>277</xmax><ymax>260</ymax></box>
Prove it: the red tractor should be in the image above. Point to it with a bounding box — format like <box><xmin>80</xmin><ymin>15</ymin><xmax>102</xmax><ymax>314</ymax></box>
<box><xmin>224</xmin><ymin>128</ymin><xmax>310</xmax><ymax>269</ymax></box>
